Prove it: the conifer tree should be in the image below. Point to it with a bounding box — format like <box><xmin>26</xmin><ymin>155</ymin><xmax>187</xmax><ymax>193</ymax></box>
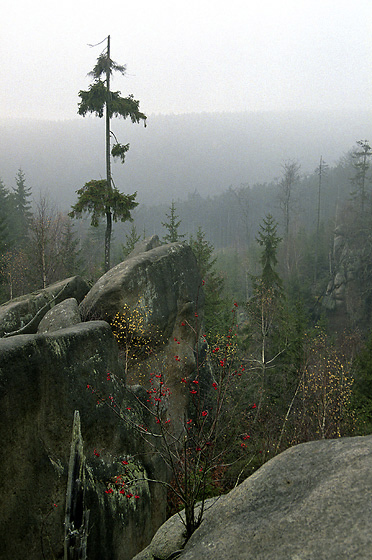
<box><xmin>162</xmin><ymin>201</ymin><xmax>185</xmax><ymax>243</ymax></box>
<box><xmin>189</xmin><ymin>226</ymin><xmax>225</xmax><ymax>333</ymax></box>
<box><xmin>247</xmin><ymin>215</ymin><xmax>285</xmax><ymax>414</ymax></box>
<box><xmin>255</xmin><ymin>214</ymin><xmax>283</xmax><ymax>294</ymax></box>
<box><xmin>122</xmin><ymin>224</ymin><xmax>141</xmax><ymax>257</ymax></box>
<box><xmin>73</xmin><ymin>35</ymin><xmax>146</xmax><ymax>271</ymax></box>
<box><xmin>11</xmin><ymin>168</ymin><xmax>32</xmax><ymax>246</ymax></box>
<box><xmin>69</xmin><ymin>179</ymin><xmax>138</xmax><ymax>271</ymax></box>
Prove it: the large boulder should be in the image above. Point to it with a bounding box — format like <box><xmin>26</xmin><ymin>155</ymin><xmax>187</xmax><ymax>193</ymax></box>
<box><xmin>80</xmin><ymin>242</ymin><xmax>205</xmax><ymax>431</ymax></box>
<box><xmin>0</xmin><ymin>322</ymin><xmax>166</xmax><ymax>560</ymax></box>
<box><xmin>133</xmin><ymin>498</ymin><xmax>220</xmax><ymax>560</ymax></box>
<box><xmin>79</xmin><ymin>242</ymin><xmax>203</xmax><ymax>337</ymax></box>
<box><xmin>152</xmin><ymin>435</ymin><xmax>372</xmax><ymax>560</ymax></box>
<box><xmin>37</xmin><ymin>297</ymin><xmax>81</xmax><ymax>333</ymax></box>
<box><xmin>0</xmin><ymin>276</ymin><xmax>89</xmax><ymax>337</ymax></box>
<box><xmin>0</xmin><ymin>242</ymin><xmax>205</xmax><ymax>559</ymax></box>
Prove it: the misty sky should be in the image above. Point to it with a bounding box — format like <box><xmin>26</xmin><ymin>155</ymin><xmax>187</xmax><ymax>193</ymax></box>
<box><xmin>2</xmin><ymin>0</ymin><xmax>371</xmax><ymax>121</ymax></box>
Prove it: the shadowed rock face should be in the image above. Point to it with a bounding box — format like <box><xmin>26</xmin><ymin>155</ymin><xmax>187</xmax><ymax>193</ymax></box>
<box><xmin>0</xmin><ymin>321</ymin><xmax>166</xmax><ymax>560</ymax></box>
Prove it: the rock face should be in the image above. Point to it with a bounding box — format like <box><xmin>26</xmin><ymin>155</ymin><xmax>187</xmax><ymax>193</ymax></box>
<box><xmin>133</xmin><ymin>498</ymin><xmax>218</xmax><ymax>560</ymax></box>
<box><xmin>79</xmin><ymin>242</ymin><xmax>203</xmax><ymax>337</ymax></box>
<box><xmin>0</xmin><ymin>321</ymin><xmax>166</xmax><ymax>560</ymax></box>
<box><xmin>323</xmin><ymin>223</ymin><xmax>371</xmax><ymax>331</ymax></box>
<box><xmin>143</xmin><ymin>435</ymin><xmax>372</xmax><ymax>560</ymax></box>
<box><xmin>126</xmin><ymin>234</ymin><xmax>162</xmax><ymax>258</ymax></box>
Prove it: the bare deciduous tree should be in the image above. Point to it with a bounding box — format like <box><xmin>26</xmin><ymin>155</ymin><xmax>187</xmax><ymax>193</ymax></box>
<box><xmin>28</xmin><ymin>194</ymin><xmax>64</xmax><ymax>288</ymax></box>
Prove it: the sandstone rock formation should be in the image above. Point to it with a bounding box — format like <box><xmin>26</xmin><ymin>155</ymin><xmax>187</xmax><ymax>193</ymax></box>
<box><xmin>0</xmin><ymin>241</ymin><xmax>204</xmax><ymax>559</ymax></box>
<box><xmin>323</xmin><ymin>222</ymin><xmax>371</xmax><ymax>331</ymax></box>
<box><xmin>80</xmin><ymin>241</ymin><xmax>204</xmax><ymax>431</ymax></box>
<box><xmin>79</xmin><ymin>242</ymin><xmax>203</xmax><ymax>337</ymax></box>
<box><xmin>136</xmin><ymin>435</ymin><xmax>372</xmax><ymax>560</ymax></box>
<box><xmin>126</xmin><ymin>234</ymin><xmax>162</xmax><ymax>258</ymax></box>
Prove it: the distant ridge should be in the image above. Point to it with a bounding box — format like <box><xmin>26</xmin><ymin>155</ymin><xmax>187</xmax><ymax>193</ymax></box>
<box><xmin>0</xmin><ymin>110</ymin><xmax>371</xmax><ymax>208</ymax></box>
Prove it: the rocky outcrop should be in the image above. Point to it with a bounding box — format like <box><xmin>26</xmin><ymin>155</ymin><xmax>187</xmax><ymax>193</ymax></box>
<box><xmin>0</xmin><ymin>321</ymin><xmax>166</xmax><ymax>560</ymax></box>
<box><xmin>79</xmin><ymin>242</ymin><xmax>203</xmax><ymax>336</ymax></box>
<box><xmin>0</xmin><ymin>276</ymin><xmax>89</xmax><ymax>337</ymax></box>
<box><xmin>323</xmin><ymin>222</ymin><xmax>372</xmax><ymax>330</ymax></box>
<box><xmin>0</xmin><ymin>242</ymin><xmax>204</xmax><ymax>559</ymax></box>
<box><xmin>126</xmin><ymin>234</ymin><xmax>162</xmax><ymax>258</ymax></box>
<box><xmin>138</xmin><ymin>435</ymin><xmax>372</xmax><ymax>560</ymax></box>
<box><xmin>133</xmin><ymin>498</ymin><xmax>219</xmax><ymax>560</ymax></box>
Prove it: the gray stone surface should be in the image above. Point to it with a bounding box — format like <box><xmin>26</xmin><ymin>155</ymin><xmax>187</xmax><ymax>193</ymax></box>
<box><xmin>132</xmin><ymin>498</ymin><xmax>222</xmax><ymax>560</ymax></box>
<box><xmin>79</xmin><ymin>242</ymin><xmax>203</xmax><ymax>336</ymax></box>
<box><xmin>37</xmin><ymin>297</ymin><xmax>81</xmax><ymax>333</ymax></box>
<box><xmin>0</xmin><ymin>244</ymin><xmax>205</xmax><ymax>559</ymax></box>
<box><xmin>176</xmin><ymin>436</ymin><xmax>372</xmax><ymax>560</ymax></box>
<box><xmin>0</xmin><ymin>275</ymin><xmax>89</xmax><ymax>336</ymax></box>
<box><xmin>127</xmin><ymin>235</ymin><xmax>161</xmax><ymax>258</ymax></box>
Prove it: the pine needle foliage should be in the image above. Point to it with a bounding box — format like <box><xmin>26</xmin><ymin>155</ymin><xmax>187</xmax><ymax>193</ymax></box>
<box><xmin>78</xmin><ymin>82</ymin><xmax>146</xmax><ymax>123</ymax></box>
<box><xmin>69</xmin><ymin>179</ymin><xmax>138</xmax><ymax>227</ymax></box>
<box><xmin>255</xmin><ymin>213</ymin><xmax>283</xmax><ymax>294</ymax></box>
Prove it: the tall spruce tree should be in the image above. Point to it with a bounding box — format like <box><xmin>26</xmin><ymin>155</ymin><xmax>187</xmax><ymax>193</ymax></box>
<box><xmin>69</xmin><ymin>179</ymin><xmax>138</xmax><ymax>270</ymax></box>
<box><xmin>247</xmin><ymin>215</ymin><xmax>285</xmax><ymax>415</ymax></box>
<box><xmin>73</xmin><ymin>35</ymin><xmax>146</xmax><ymax>271</ymax></box>
<box><xmin>255</xmin><ymin>214</ymin><xmax>283</xmax><ymax>293</ymax></box>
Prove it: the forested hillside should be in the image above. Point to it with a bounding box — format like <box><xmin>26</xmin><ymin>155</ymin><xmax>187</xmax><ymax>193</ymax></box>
<box><xmin>0</xmin><ymin>139</ymin><xmax>369</xmax><ymax>311</ymax></box>
<box><xmin>1</xmin><ymin>134</ymin><xmax>372</xmax><ymax>479</ymax></box>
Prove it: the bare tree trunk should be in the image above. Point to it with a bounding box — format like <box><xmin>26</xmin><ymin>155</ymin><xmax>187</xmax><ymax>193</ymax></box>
<box><xmin>104</xmin><ymin>34</ymin><xmax>112</xmax><ymax>273</ymax></box>
<box><xmin>104</xmin><ymin>210</ymin><xmax>112</xmax><ymax>272</ymax></box>
<box><xmin>64</xmin><ymin>411</ymin><xmax>89</xmax><ymax>560</ymax></box>
<box><xmin>41</xmin><ymin>237</ymin><xmax>47</xmax><ymax>288</ymax></box>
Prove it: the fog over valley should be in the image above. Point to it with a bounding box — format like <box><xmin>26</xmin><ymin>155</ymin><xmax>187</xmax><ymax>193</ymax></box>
<box><xmin>1</xmin><ymin>109</ymin><xmax>370</xmax><ymax>210</ymax></box>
